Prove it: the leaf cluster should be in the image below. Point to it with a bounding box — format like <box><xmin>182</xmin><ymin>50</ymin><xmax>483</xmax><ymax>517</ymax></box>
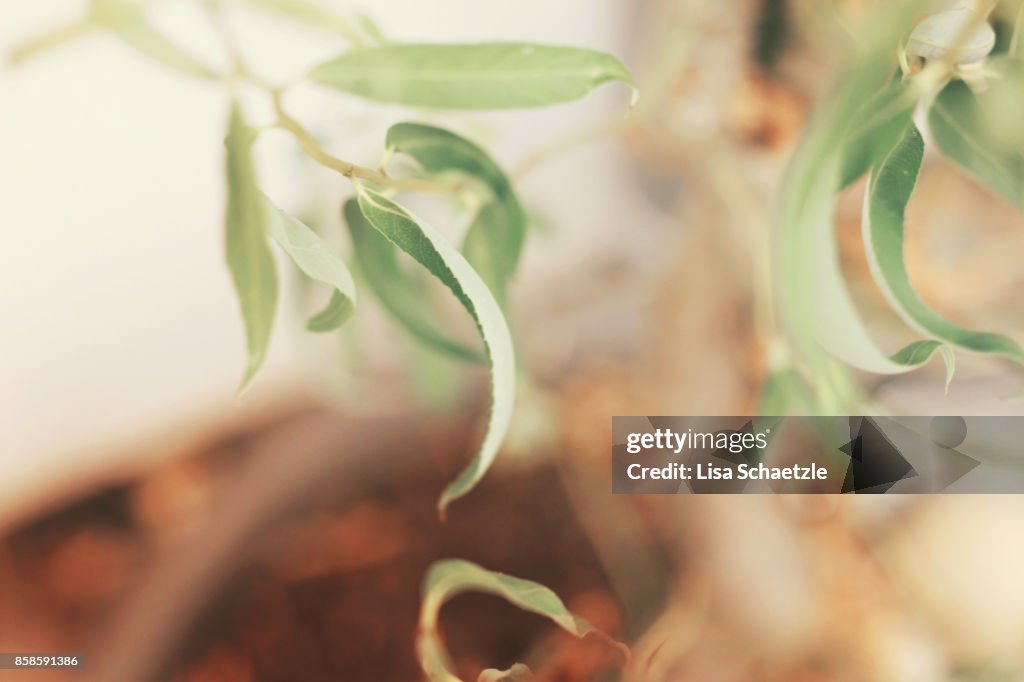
<box><xmin>774</xmin><ymin>0</ymin><xmax>1024</xmax><ymax>413</ymax></box>
<box><xmin>9</xmin><ymin>4</ymin><xmax>634</xmax><ymax>678</ymax></box>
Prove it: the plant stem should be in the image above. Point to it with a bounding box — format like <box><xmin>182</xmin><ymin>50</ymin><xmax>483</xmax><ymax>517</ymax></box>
<box><xmin>8</xmin><ymin>18</ymin><xmax>94</xmax><ymax>65</ymax></box>
<box><xmin>201</xmin><ymin>0</ymin><xmax>465</xmax><ymax>196</ymax></box>
<box><xmin>268</xmin><ymin>92</ymin><xmax>462</xmax><ymax>194</ymax></box>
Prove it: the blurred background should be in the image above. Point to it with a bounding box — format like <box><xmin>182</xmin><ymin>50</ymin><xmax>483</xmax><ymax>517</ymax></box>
<box><xmin>3</xmin><ymin>1</ymin><xmax>1024</xmax><ymax>681</ymax></box>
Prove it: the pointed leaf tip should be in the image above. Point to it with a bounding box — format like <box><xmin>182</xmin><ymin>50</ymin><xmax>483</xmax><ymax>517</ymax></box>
<box><xmin>225</xmin><ymin>103</ymin><xmax>279</xmax><ymax>389</ymax></box>
<box><xmin>351</xmin><ymin>188</ymin><xmax>515</xmax><ymax>512</ymax></box>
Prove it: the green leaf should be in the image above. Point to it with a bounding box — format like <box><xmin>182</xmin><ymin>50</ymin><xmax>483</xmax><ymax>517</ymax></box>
<box><xmin>306</xmin><ymin>291</ymin><xmax>351</xmax><ymax>332</ymax></box>
<box><xmin>863</xmin><ymin>123</ymin><xmax>1024</xmax><ymax>370</ymax></box>
<box><xmin>353</xmin><ymin>188</ymin><xmax>514</xmax><ymax>512</ymax></box>
<box><xmin>839</xmin><ymin>76</ymin><xmax>917</xmax><ymax>189</ymax></box>
<box><xmin>774</xmin><ymin>1</ymin><xmax>953</xmax><ymax>409</ymax></box>
<box><xmin>344</xmin><ymin>200</ymin><xmax>484</xmax><ymax>363</ymax></box>
<box><xmin>782</xmin><ymin>152</ymin><xmax>952</xmax><ymax>378</ymax></box>
<box><xmin>386</xmin><ymin>122</ymin><xmax>526</xmax><ymax>302</ymax></box>
<box><xmin>929</xmin><ymin>63</ymin><xmax>1024</xmax><ymax>211</ymax></box>
<box><xmin>91</xmin><ymin>1</ymin><xmax>218</xmax><ymax>80</ymax></box>
<box><xmin>308</xmin><ymin>43</ymin><xmax>634</xmax><ymax>109</ymax></box>
<box><xmin>461</xmin><ymin>205</ymin><xmax>514</xmax><ymax>304</ymax></box>
<box><xmin>418</xmin><ymin>559</ymin><xmax>594</xmax><ymax>682</ymax></box>
<box><xmin>262</xmin><ymin>195</ymin><xmax>356</xmax><ymax>333</ymax></box>
<box><xmin>225</xmin><ymin>102</ymin><xmax>278</xmax><ymax>388</ymax></box>
<box><xmin>243</xmin><ymin>0</ymin><xmax>380</xmax><ymax>46</ymax></box>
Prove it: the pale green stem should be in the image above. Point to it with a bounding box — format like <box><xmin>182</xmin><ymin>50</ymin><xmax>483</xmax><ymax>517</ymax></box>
<box><xmin>9</xmin><ymin>18</ymin><xmax>95</xmax><ymax>65</ymax></box>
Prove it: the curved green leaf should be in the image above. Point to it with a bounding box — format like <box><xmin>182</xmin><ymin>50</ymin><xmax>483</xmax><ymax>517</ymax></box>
<box><xmin>775</xmin><ymin>1</ymin><xmax>956</xmax><ymax>410</ymax></box>
<box><xmin>344</xmin><ymin>200</ymin><xmax>484</xmax><ymax>363</ymax></box>
<box><xmin>863</xmin><ymin>123</ymin><xmax>1024</xmax><ymax>368</ymax></box>
<box><xmin>929</xmin><ymin>63</ymin><xmax>1024</xmax><ymax>211</ymax></box>
<box><xmin>353</xmin><ymin>187</ymin><xmax>514</xmax><ymax>512</ymax></box>
<box><xmin>387</xmin><ymin>122</ymin><xmax>526</xmax><ymax>302</ymax></box>
<box><xmin>418</xmin><ymin>559</ymin><xmax>594</xmax><ymax>682</ymax></box>
<box><xmin>262</xmin><ymin>196</ymin><xmax>356</xmax><ymax>332</ymax></box>
<box><xmin>308</xmin><ymin>43</ymin><xmax>634</xmax><ymax>109</ymax></box>
<box><xmin>782</xmin><ymin>152</ymin><xmax>952</xmax><ymax>378</ymax></box>
<box><xmin>306</xmin><ymin>291</ymin><xmax>351</xmax><ymax>332</ymax></box>
<box><xmin>225</xmin><ymin>103</ymin><xmax>279</xmax><ymax>388</ymax></box>
<box><xmin>839</xmin><ymin>77</ymin><xmax>917</xmax><ymax>189</ymax></box>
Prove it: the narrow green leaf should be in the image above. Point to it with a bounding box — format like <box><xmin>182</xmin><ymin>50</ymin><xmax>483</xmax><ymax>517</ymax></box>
<box><xmin>353</xmin><ymin>188</ymin><xmax>514</xmax><ymax>512</ymax></box>
<box><xmin>775</xmin><ymin>1</ymin><xmax>954</xmax><ymax>409</ymax></box>
<box><xmin>863</xmin><ymin>123</ymin><xmax>1024</xmax><ymax>371</ymax></box>
<box><xmin>308</xmin><ymin>43</ymin><xmax>634</xmax><ymax>109</ymax></box>
<box><xmin>386</xmin><ymin>122</ymin><xmax>526</xmax><ymax>302</ymax></box>
<box><xmin>225</xmin><ymin>102</ymin><xmax>278</xmax><ymax>388</ymax></box>
<box><xmin>91</xmin><ymin>0</ymin><xmax>218</xmax><ymax>80</ymax></box>
<box><xmin>344</xmin><ymin>200</ymin><xmax>484</xmax><ymax>363</ymax></box>
<box><xmin>461</xmin><ymin>205</ymin><xmax>512</xmax><ymax>303</ymax></box>
<box><xmin>418</xmin><ymin>559</ymin><xmax>594</xmax><ymax>682</ymax></box>
<box><xmin>839</xmin><ymin>76</ymin><xmax>917</xmax><ymax>189</ymax></box>
<box><xmin>929</xmin><ymin>63</ymin><xmax>1024</xmax><ymax>211</ymax></box>
<box><xmin>262</xmin><ymin>195</ymin><xmax>356</xmax><ymax>333</ymax></box>
<box><xmin>305</xmin><ymin>291</ymin><xmax>350</xmax><ymax>332</ymax></box>
<box><xmin>782</xmin><ymin>152</ymin><xmax>951</xmax><ymax>378</ymax></box>
<box><xmin>891</xmin><ymin>341</ymin><xmax>955</xmax><ymax>386</ymax></box>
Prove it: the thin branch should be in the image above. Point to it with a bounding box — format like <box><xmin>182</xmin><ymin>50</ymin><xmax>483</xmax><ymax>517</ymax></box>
<box><xmin>8</xmin><ymin>18</ymin><xmax>94</xmax><ymax>65</ymax></box>
<box><xmin>269</xmin><ymin>91</ymin><xmax>466</xmax><ymax>194</ymax></box>
<box><xmin>201</xmin><ymin>0</ymin><xmax>465</xmax><ymax>196</ymax></box>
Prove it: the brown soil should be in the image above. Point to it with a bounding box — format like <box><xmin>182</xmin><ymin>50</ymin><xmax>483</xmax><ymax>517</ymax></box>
<box><xmin>0</xmin><ymin>402</ymin><xmax>643</xmax><ymax>682</ymax></box>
